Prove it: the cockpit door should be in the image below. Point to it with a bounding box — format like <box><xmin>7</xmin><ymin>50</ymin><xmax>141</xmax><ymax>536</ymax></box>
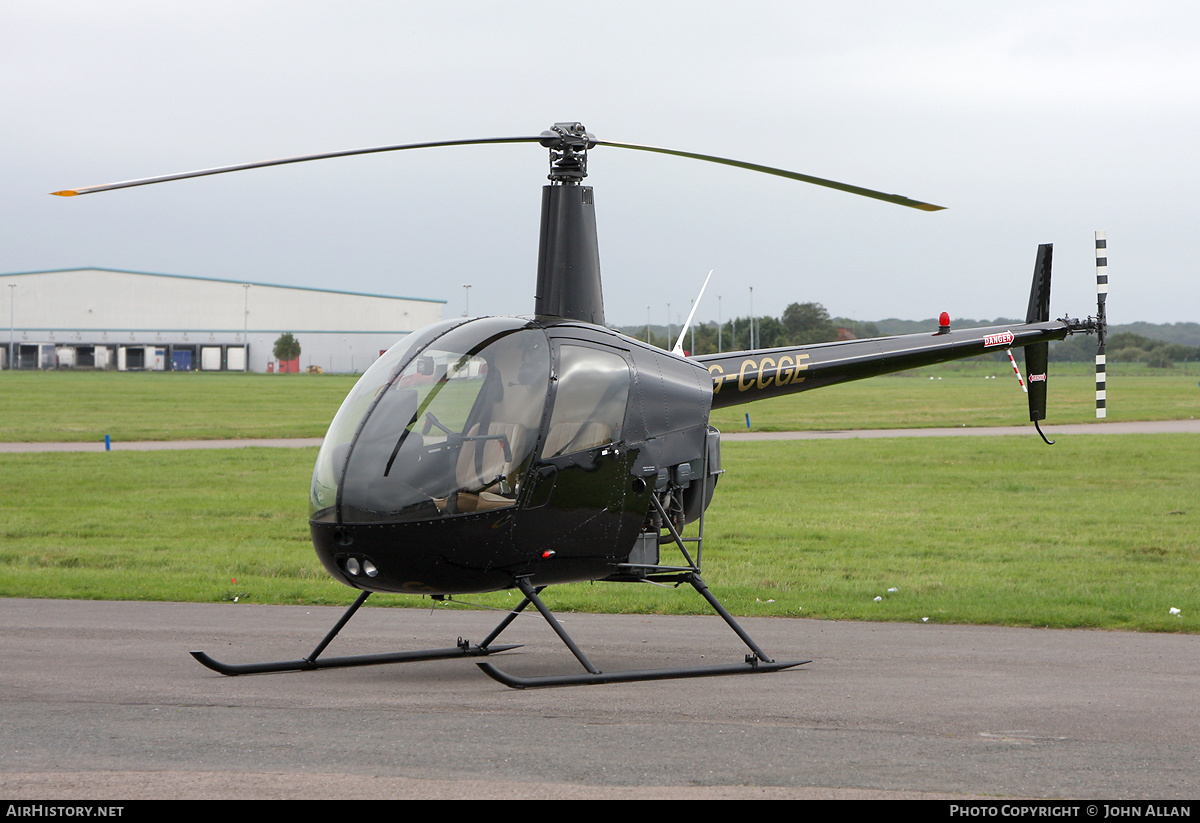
<box><xmin>513</xmin><ymin>341</ymin><xmax>641</xmax><ymax>561</ymax></box>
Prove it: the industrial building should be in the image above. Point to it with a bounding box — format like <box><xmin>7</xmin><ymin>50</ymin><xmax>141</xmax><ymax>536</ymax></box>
<box><xmin>0</xmin><ymin>268</ymin><xmax>444</xmax><ymax>373</ymax></box>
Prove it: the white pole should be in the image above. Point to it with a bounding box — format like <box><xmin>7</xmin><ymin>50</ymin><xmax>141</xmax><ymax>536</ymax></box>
<box><xmin>8</xmin><ymin>284</ymin><xmax>15</xmax><ymax>370</ymax></box>
<box><xmin>242</xmin><ymin>284</ymin><xmax>250</xmax><ymax>372</ymax></box>
<box><xmin>748</xmin><ymin>286</ymin><xmax>755</xmax><ymax>349</ymax></box>
<box><xmin>1095</xmin><ymin>231</ymin><xmax>1108</xmax><ymax>418</ymax></box>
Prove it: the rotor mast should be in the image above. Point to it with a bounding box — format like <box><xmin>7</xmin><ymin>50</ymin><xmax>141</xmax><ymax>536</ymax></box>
<box><xmin>535</xmin><ymin>122</ymin><xmax>605</xmax><ymax>325</ymax></box>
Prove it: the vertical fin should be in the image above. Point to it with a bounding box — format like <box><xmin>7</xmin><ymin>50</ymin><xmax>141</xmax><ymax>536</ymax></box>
<box><xmin>1024</xmin><ymin>244</ymin><xmax>1052</xmax><ymax>429</ymax></box>
<box><xmin>1026</xmin><ymin>243</ymin><xmax>1053</xmax><ymax>324</ymax></box>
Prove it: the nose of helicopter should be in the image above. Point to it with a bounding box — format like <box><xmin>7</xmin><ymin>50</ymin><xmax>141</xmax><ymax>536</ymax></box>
<box><xmin>307</xmin><ymin>316</ymin><xmax>555</xmax><ymax>594</ymax></box>
<box><xmin>310</xmin><ymin>514</ymin><xmax>524</xmax><ymax>595</ymax></box>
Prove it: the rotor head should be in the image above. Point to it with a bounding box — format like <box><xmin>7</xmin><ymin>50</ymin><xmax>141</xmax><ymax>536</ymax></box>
<box><xmin>540</xmin><ymin>122</ymin><xmax>597</xmax><ymax>183</ymax></box>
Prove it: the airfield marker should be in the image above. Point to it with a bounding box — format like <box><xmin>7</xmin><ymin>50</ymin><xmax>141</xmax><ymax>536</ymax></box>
<box><xmin>1095</xmin><ymin>231</ymin><xmax>1108</xmax><ymax>419</ymax></box>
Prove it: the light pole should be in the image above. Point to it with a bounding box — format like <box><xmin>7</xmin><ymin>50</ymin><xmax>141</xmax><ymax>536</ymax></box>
<box><xmin>646</xmin><ymin>305</ymin><xmax>651</xmax><ymax>344</ymax></box>
<box><xmin>717</xmin><ymin>294</ymin><xmax>722</xmax><ymax>353</ymax></box>
<box><xmin>748</xmin><ymin>286</ymin><xmax>755</xmax><ymax>349</ymax></box>
<box><xmin>7</xmin><ymin>284</ymin><xmax>15</xmax><ymax>370</ymax></box>
<box><xmin>689</xmin><ymin>298</ymin><xmax>695</xmax><ymax>355</ymax></box>
<box><xmin>462</xmin><ymin>284</ymin><xmax>472</xmax><ymax>317</ymax></box>
<box><xmin>242</xmin><ymin>284</ymin><xmax>250</xmax><ymax>372</ymax></box>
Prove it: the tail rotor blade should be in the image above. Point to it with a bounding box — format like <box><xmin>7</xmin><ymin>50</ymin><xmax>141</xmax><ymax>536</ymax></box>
<box><xmin>1095</xmin><ymin>231</ymin><xmax>1108</xmax><ymax>419</ymax></box>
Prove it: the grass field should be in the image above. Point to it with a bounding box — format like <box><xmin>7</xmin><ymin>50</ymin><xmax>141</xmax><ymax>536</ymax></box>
<box><xmin>1</xmin><ymin>437</ymin><xmax>1196</xmax><ymax>632</ymax></box>
<box><xmin>2</xmin><ymin>361</ymin><xmax>1197</xmax><ymax>442</ymax></box>
<box><xmin>0</xmin><ymin>371</ymin><xmax>357</xmax><ymax>442</ymax></box>
<box><xmin>1</xmin><ymin>364</ymin><xmax>1197</xmax><ymax>632</ymax></box>
<box><xmin>711</xmin><ymin>361</ymin><xmax>1200</xmax><ymax>432</ymax></box>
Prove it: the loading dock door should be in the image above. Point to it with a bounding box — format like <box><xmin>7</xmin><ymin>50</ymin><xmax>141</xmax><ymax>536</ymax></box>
<box><xmin>200</xmin><ymin>346</ymin><xmax>222</xmax><ymax>371</ymax></box>
<box><xmin>226</xmin><ymin>346</ymin><xmax>246</xmax><ymax>371</ymax></box>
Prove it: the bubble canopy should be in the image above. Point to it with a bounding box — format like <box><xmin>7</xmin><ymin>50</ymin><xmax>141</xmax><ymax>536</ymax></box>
<box><xmin>310</xmin><ymin>317</ymin><xmax>551</xmax><ymax>525</ymax></box>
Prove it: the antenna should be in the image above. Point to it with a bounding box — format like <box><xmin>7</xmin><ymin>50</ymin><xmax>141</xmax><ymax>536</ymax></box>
<box><xmin>673</xmin><ymin>270</ymin><xmax>714</xmax><ymax>356</ymax></box>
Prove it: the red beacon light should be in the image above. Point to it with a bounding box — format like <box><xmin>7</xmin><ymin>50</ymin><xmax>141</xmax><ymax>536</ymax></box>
<box><xmin>937</xmin><ymin>312</ymin><xmax>951</xmax><ymax>334</ymax></box>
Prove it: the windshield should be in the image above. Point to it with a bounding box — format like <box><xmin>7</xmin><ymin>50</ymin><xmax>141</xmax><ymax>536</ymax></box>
<box><xmin>310</xmin><ymin>317</ymin><xmax>550</xmax><ymax>524</ymax></box>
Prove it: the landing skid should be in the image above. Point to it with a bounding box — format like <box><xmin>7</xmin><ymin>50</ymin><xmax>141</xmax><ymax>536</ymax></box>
<box><xmin>190</xmin><ymin>574</ymin><xmax>807</xmax><ymax>688</ymax></box>
<box><xmin>475</xmin><ymin>574</ymin><xmax>809</xmax><ymax>689</ymax></box>
<box><xmin>190</xmin><ymin>590</ymin><xmax>521</xmax><ymax>676</ymax></box>
<box><xmin>479</xmin><ymin>657</ymin><xmax>804</xmax><ymax>689</ymax></box>
<box><xmin>191</xmin><ymin>642</ymin><xmax>520</xmax><ymax>676</ymax></box>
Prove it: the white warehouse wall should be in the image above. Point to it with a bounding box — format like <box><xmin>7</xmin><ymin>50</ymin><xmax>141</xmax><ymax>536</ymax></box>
<box><xmin>0</xmin><ymin>268</ymin><xmax>445</xmax><ymax>372</ymax></box>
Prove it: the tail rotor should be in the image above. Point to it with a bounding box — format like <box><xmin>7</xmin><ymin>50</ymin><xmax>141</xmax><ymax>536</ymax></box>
<box><xmin>1017</xmin><ymin>234</ymin><xmax>1109</xmax><ymax>443</ymax></box>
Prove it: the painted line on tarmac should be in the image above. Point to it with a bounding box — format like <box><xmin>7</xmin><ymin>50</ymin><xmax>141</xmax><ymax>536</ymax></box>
<box><xmin>719</xmin><ymin>419</ymin><xmax>1200</xmax><ymax>440</ymax></box>
<box><xmin>1</xmin><ymin>419</ymin><xmax>1196</xmax><ymax>453</ymax></box>
<box><xmin>0</xmin><ymin>437</ymin><xmax>325</xmax><ymax>453</ymax></box>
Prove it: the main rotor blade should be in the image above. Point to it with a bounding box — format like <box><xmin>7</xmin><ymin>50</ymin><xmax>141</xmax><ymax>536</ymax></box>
<box><xmin>52</xmin><ymin>128</ymin><xmax>945</xmax><ymax>211</ymax></box>
<box><xmin>594</xmin><ymin>139</ymin><xmax>946</xmax><ymax>211</ymax></box>
<box><xmin>51</xmin><ymin>136</ymin><xmax>547</xmax><ymax>196</ymax></box>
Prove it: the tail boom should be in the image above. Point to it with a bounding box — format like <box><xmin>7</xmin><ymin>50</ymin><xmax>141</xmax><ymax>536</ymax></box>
<box><xmin>697</xmin><ymin>320</ymin><xmax>1084</xmax><ymax>410</ymax></box>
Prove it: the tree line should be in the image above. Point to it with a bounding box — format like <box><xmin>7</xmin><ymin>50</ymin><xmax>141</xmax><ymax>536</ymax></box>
<box><xmin>621</xmin><ymin>304</ymin><xmax>1200</xmax><ymax>365</ymax></box>
<box><xmin>1051</xmin><ymin>331</ymin><xmax>1200</xmax><ymax>366</ymax></box>
<box><xmin>628</xmin><ymin>302</ymin><xmax>860</xmax><ymax>355</ymax></box>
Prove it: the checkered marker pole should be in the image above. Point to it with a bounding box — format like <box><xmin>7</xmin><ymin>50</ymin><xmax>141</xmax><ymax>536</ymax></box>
<box><xmin>1095</xmin><ymin>231</ymin><xmax>1108</xmax><ymax>418</ymax></box>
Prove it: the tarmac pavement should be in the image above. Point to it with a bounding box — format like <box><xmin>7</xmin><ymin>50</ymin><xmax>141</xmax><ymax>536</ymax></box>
<box><xmin>1</xmin><ymin>598</ymin><xmax>1197</xmax><ymax>799</ymax></box>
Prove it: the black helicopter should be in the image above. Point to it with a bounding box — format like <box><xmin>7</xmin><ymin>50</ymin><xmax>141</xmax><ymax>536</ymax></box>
<box><xmin>55</xmin><ymin>122</ymin><xmax>1104</xmax><ymax>688</ymax></box>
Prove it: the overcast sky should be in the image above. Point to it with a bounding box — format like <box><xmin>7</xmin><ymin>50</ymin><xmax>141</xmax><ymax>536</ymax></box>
<box><xmin>2</xmin><ymin>1</ymin><xmax>1196</xmax><ymax>329</ymax></box>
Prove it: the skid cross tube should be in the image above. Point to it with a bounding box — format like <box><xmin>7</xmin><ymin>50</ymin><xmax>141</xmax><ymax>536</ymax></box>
<box><xmin>516</xmin><ymin>576</ymin><xmax>601</xmax><ymax>674</ymax></box>
<box><xmin>476</xmin><ymin>584</ymin><xmax>544</xmax><ymax>648</ymax></box>
<box><xmin>190</xmin><ymin>590</ymin><xmax>521</xmax><ymax>676</ymax></box>
<box><xmin>650</xmin><ymin>492</ymin><xmax>699</xmax><ymax>569</ymax></box>
<box><xmin>689</xmin><ymin>574</ymin><xmax>776</xmax><ymax>665</ymax></box>
<box><xmin>476</xmin><ymin>573</ymin><xmax>808</xmax><ymax>689</ymax></box>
